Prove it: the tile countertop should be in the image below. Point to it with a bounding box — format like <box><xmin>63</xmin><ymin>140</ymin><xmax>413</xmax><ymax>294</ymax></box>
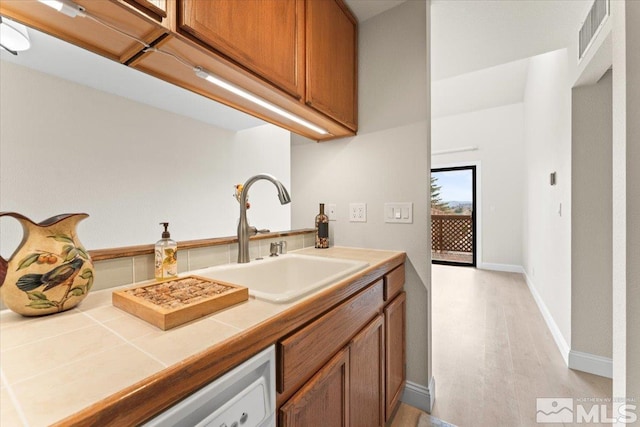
<box><xmin>0</xmin><ymin>247</ymin><xmax>405</xmax><ymax>427</ymax></box>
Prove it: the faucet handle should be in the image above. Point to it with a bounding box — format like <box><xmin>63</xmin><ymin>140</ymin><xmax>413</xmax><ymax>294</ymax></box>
<box><xmin>248</xmin><ymin>227</ymin><xmax>270</xmax><ymax>236</ymax></box>
<box><xmin>269</xmin><ymin>242</ymin><xmax>280</xmax><ymax>257</ymax></box>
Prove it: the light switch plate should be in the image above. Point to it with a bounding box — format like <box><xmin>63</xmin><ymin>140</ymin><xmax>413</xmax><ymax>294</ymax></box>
<box><xmin>384</xmin><ymin>202</ymin><xmax>413</xmax><ymax>223</ymax></box>
<box><xmin>326</xmin><ymin>204</ymin><xmax>337</xmax><ymax>221</ymax></box>
<box><xmin>349</xmin><ymin>203</ymin><xmax>367</xmax><ymax>222</ymax></box>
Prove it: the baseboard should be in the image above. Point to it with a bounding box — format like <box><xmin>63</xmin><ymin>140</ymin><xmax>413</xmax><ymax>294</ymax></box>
<box><xmin>401</xmin><ymin>377</ymin><xmax>435</xmax><ymax>413</ymax></box>
<box><xmin>568</xmin><ymin>350</ymin><xmax>613</xmax><ymax>378</ymax></box>
<box><xmin>490</xmin><ymin>270</ymin><xmax>610</xmax><ymax>379</ymax></box>
<box><xmin>478</xmin><ymin>263</ymin><xmax>525</xmax><ymax>274</ymax></box>
<box><xmin>523</xmin><ymin>272</ymin><xmax>571</xmax><ymax>365</ymax></box>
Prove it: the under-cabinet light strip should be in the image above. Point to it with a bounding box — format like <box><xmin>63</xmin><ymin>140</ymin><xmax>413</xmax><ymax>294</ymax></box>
<box><xmin>38</xmin><ymin>0</ymin><xmax>149</xmax><ymax>47</ymax></box>
<box><xmin>38</xmin><ymin>0</ymin><xmax>85</xmax><ymax>18</ymax></box>
<box><xmin>37</xmin><ymin>0</ymin><xmax>149</xmax><ymax>48</ymax></box>
<box><xmin>194</xmin><ymin>67</ymin><xmax>329</xmax><ymax>135</ymax></box>
<box><xmin>37</xmin><ymin>0</ymin><xmax>331</xmax><ymax>137</ymax></box>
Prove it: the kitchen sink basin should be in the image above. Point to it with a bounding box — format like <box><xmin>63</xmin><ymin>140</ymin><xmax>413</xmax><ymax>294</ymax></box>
<box><xmin>194</xmin><ymin>254</ymin><xmax>369</xmax><ymax>303</ymax></box>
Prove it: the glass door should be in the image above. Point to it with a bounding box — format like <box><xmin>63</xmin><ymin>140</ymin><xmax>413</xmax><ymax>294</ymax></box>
<box><xmin>431</xmin><ymin>166</ymin><xmax>476</xmax><ymax>267</ymax></box>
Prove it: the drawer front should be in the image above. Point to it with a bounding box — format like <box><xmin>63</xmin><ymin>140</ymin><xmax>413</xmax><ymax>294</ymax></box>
<box><xmin>384</xmin><ymin>265</ymin><xmax>405</xmax><ymax>301</ymax></box>
<box><xmin>278</xmin><ymin>280</ymin><xmax>383</xmax><ymax>394</ymax></box>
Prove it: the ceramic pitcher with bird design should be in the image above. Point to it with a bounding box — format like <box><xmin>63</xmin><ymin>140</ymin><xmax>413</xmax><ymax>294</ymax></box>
<box><xmin>0</xmin><ymin>212</ymin><xmax>95</xmax><ymax>316</ymax></box>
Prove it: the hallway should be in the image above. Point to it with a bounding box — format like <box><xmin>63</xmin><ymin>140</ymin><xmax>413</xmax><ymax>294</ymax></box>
<box><xmin>429</xmin><ymin>265</ymin><xmax>612</xmax><ymax>426</ymax></box>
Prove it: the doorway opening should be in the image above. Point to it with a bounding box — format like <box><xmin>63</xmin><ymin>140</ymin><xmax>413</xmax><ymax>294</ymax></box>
<box><xmin>431</xmin><ymin>166</ymin><xmax>477</xmax><ymax>267</ymax></box>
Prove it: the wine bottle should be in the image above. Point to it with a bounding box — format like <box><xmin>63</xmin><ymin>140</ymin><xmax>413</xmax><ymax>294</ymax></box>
<box><xmin>315</xmin><ymin>203</ymin><xmax>329</xmax><ymax>249</ymax></box>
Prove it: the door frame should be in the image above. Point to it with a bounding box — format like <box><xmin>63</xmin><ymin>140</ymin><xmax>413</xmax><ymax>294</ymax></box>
<box><xmin>430</xmin><ymin>162</ymin><xmax>481</xmax><ymax>268</ymax></box>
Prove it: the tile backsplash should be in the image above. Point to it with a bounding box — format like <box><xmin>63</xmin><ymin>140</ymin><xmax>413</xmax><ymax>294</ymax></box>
<box><xmin>92</xmin><ymin>232</ymin><xmax>313</xmax><ymax>291</ymax></box>
<box><xmin>1</xmin><ymin>231</ymin><xmax>315</xmax><ymax>311</ymax></box>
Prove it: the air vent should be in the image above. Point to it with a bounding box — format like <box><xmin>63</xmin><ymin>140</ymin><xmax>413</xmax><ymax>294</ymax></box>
<box><xmin>579</xmin><ymin>0</ymin><xmax>609</xmax><ymax>60</ymax></box>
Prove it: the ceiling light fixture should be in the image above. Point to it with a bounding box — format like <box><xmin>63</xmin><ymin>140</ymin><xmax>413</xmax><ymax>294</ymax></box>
<box><xmin>194</xmin><ymin>67</ymin><xmax>329</xmax><ymax>136</ymax></box>
<box><xmin>0</xmin><ymin>16</ymin><xmax>31</xmax><ymax>55</ymax></box>
<box><xmin>37</xmin><ymin>0</ymin><xmax>86</xmax><ymax>18</ymax></box>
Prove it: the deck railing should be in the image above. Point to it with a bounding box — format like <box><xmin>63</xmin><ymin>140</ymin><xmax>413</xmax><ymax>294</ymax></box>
<box><xmin>431</xmin><ymin>215</ymin><xmax>473</xmax><ymax>253</ymax></box>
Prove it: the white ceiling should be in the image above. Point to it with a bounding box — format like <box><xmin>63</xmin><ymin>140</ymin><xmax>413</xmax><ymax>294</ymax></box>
<box><xmin>344</xmin><ymin>0</ymin><xmax>407</xmax><ymax>22</ymax></box>
<box><xmin>431</xmin><ymin>0</ymin><xmax>591</xmax><ymax>80</ymax></box>
<box><xmin>431</xmin><ymin>0</ymin><xmax>592</xmax><ymax>118</ymax></box>
<box><xmin>432</xmin><ymin>57</ymin><xmax>530</xmax><ymax>119</ymax></box>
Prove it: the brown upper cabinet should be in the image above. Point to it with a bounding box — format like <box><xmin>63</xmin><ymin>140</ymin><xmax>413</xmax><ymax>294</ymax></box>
<box><xmin>0</xmin><ymin>0</ymin><xmax>166</xmax><ymax>64</ymax></box>
<box><xmin>177</xmin><ymin>0</ymin><xmax>358</xmax><ymax>136</ymax></box>
<box><xmin>122</xmin><ymin>0</ymin><xmax>167</xmax><ymax>22</ymax></box>
<box><xmin>179</xmin><ymin>0</ymin><xmax>305</xmax><ymax>100</ymax></box>
<box><xmin>0</xmin><ymin>0</ymin><xmax>357</xmax><ymax>141</ymax></box>
<box><xmin>306</xmin><ymin>0</ymin><xmax>358</xmax><ymax>131</ymax></box>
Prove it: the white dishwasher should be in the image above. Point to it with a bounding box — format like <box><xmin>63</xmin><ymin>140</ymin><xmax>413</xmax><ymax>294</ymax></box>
<box><xmin>144</xmin><ymin>345</ymin><xmax>276</xmax><ymax>427</ymax></box>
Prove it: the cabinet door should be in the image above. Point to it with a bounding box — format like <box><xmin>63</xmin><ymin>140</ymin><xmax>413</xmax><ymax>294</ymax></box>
<box><xmin>123</xmin><ymin>0</ymin><xmax>167</xmax><ymax>21</ymax></box>
<box><xmin>306</xmin><ymin>0</ymin><xmax>357</xmax><ymax>130</ymax></box>
<box><xmin>280</xmin><ymin>347</ymin><xmax>350</xmax><ymax>427</ymax></box>
<box><xmin>350</xmin><ymin>315</ymin><xmax>384</xmax><ymax>427</ymax></box>
<box><xmin>179</xmin><ymin>0</ymin><xmax>304</xmax><ymax>98</ymax></box>
<box><xmin>384</xmin><ymin>292</ymin><xmax>406</xmax><ymax>421</ymax></box>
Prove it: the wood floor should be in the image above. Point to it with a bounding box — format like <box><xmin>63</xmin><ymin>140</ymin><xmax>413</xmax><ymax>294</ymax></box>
<box><xmin>424</xmin><ymin>265</ymin><xmax>612</xmax><ymax>427</ymax></box>
<box><xmin>391</xmin><ymin>403</ymin><xmax>456</xmax><ymax>426</ymax></box>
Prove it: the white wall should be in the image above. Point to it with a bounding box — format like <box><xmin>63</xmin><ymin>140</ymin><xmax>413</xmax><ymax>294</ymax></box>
<box><xmin>612</xmin><ymin>0</ymin><xmax>640</xmax><ymax>415</ymax></box>
<box><xmin>522</xmin><ymin>48</ymin><xmax>573</xmax><ymax>360</ymax></box>
<box><xmin>291</xmin><ymin>0</ymin><xmax>432</xmax><ymax>410</ymax></box>
<box><xmin>625</xmin><ymin>0</ymin><xmax>640</xmax><ymax>410</ymax></box>
<box><xmin>0</xmin><ymin>61</ymin><xmax>290</xmax><ymax>257</ymax></box>
<box><xmin>229</xmin><ymin>125</ymin><xmax>291</xmax><ymax>233</ymax></box>
<box><xmin>432</xmin><ymin>102</ymin><xmax>524</xmax><ymax>269</ymax></box>
<box><xmin>571</xmin><ymin>70</ymin><xmax>612</xmax><ymax>360</ymax></box>
<box><xmin>623</xmin><ymin>0</ymin><xmax>640</xmax><ymax>408</ymax></box>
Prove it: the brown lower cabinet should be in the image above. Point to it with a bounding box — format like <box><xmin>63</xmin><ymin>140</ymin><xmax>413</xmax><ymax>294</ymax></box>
<box><xmin>350</xmin><ymin>315</ymin><xmax>385</xmax><ymax>427</ymax></box>
<box><xmin>385</xmin><ymin>292</ymin><xmax>407</xmax><ymax>422</ymax></box>
<box><xmin>280</xmin><ymin>347</ymin><xmax>350</xmax><ymax>426</ymax></box>
<box><xmin>278</xmin><ymin>265</ymin><xmax>406</xmax><ymax>427</ymax></box>
<box><xmin>280</xmin><ymin>316</ymin><xmax>385</xmax><ymax>427</ymax></box>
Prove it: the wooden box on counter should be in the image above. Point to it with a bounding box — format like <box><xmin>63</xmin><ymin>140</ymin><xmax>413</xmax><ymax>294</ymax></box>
<box><xmin>112</xmin><ymin>275</ymin><xmax>248</xmax><ymax>330</ymax></box>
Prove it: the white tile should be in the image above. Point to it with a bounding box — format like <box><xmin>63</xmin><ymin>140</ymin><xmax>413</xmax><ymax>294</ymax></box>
<box><xmin>0</xmin><ymin>309</ymin><xmax>93</xmax><ymax>351</ymax></box>
<box><xmin>131</xmin><ymin>318</ymin><xmax>240</xmax><ymax>366</ymax></box>
<box><xmin>12</xmin><ymin>344</ymin><xmax>164</xmax><ymax>427</ymax></box>
<box><xmin>211</xmin><ymin>298</ymin><xmax>285</xmax><ymax>330</ymax></box>
<box><xmin>188</xmin><ymin>245</ymin><xmax>230</xmax><ymax>270</ymax></box>
<box><xmin>1</xmin><ymin>387</ymin><xmax>25</xmax><ymax>427</ymax></box>
<box><xmin>134</xmin><ymin>254</ymin><xmax>155</xmax><ymax>282</ymax></box>
<box><xmin>2</xmin><ymin>323</ymin><xmax>126</xmax><ymax>385</ymax></box>
<box><xmin>284</xmin><ymin>234</ymin><xmax>305</xmax><ymax>251</ymax></box>
<box><xmin>92</xmin><ymin>258</ymin><xmax>134</xmax><ymax>291</ymax></box>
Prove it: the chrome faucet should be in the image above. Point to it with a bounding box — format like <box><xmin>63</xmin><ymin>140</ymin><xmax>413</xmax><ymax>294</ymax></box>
<box><xmin>237</xmin><ymin>174</ymin><xmax>291</xmax><ymax>263</ymax></box>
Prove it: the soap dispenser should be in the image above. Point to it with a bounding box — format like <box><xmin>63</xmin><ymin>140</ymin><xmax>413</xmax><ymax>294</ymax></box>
<box><xmin>155</xmin><ymin>222</ymin><xmax>177</xmax><ymax>280</ymax></box>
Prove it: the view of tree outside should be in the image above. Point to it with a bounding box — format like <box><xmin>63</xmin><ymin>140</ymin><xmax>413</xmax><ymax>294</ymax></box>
<box><xmin>430</xmin><ymin>176</ymin><xmax>449</xmax><ymax>212</ymax></box>
<box><xmin>430</xmin><ymin>170</ymin><xmax>473</xmax><ymax>215</ymax></box>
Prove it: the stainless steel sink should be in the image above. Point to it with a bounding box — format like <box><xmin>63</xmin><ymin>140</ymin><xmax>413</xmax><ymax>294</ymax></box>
<box><xmin>193</xmin><ymin>254</ymin><xmax>369</xmax><ymax>303</ymax></box>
